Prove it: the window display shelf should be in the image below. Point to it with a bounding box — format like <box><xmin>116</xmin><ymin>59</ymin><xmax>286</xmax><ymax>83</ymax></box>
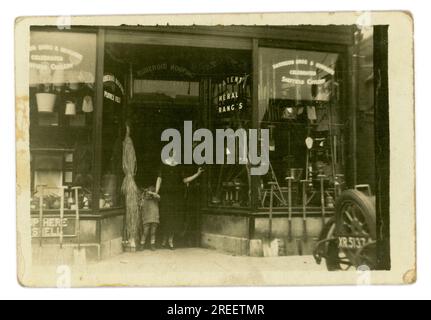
<box><xmin>30</xmin><ymin>209</ymin><xmax>93</xmax><ymax>215</ymax></box>
<box><xmin>30</xmin><ymin>147</ymin><xmax>75</xmax><ymax>152</ymax></box>
<box><xmin>30</xmin><ymin>207</ymin><xmax>125</xmax><ymax>218</ymax></box>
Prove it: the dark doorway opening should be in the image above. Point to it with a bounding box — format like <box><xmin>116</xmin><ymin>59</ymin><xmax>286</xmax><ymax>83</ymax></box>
<box><xmin>104</xmin><ymin>42</ymin><xmax>252</xmax><ymax>247</ymax></box>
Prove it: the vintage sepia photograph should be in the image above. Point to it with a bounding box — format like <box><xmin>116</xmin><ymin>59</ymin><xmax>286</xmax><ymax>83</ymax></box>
<box><xmin>15</xmin><ymin>12</ymin><xmax>415</xmax><ymax>287</ymax></box>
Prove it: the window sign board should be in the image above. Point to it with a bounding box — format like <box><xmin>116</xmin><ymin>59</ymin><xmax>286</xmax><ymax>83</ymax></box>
<box><xmin>215</xmin><ymin>75</ymin><xmax>250</xmax><ymax>114</ymax></box>
<box><xmin>31</xmin><ymin>216</ymin><xmax>76</xmax><ymax>238</ymax></box>
<box><xmin>260</xmin><ymin>48</ymin><xmax>339</xmax><ymax>102</ymax></box>
<box><xmin>30</xmin><ymin>31</ymin><xmax>96</xmax><ymax>86</ymax></box>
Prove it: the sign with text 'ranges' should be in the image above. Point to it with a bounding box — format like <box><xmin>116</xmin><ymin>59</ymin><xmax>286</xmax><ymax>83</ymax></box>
<box><xmin>216</xmin><ymin>75</ymin><xmax>250</xmax><ymax>114</ymax></box>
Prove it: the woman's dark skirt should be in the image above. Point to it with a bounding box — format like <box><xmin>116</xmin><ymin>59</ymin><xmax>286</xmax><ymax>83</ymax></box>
<box><xmin>159</xmin><ymin>191</ymin><xmax>185</xmax><ymax>236</ymax></box>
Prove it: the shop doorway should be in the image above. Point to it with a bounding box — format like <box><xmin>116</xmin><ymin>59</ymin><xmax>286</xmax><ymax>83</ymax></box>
<box><xmin>104</xmin><ymin>42</ymin><xmax>252</xmax><ymax>248</ymax></box>
<box><xmin>129</xmin><ymin>90</ymin><xmax>200</xmax><ymax>189</ymax></box>
<box><xmin>120</xmin><ymin>78</ymin><xmax>200</xmax><ymax>248</ymax></box>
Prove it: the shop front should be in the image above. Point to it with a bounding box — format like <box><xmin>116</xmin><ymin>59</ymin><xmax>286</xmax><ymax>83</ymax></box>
<box><xmin>29</xmin><ymin>25</ymin><xmax>366</xmax><ymax>261</ymax></box>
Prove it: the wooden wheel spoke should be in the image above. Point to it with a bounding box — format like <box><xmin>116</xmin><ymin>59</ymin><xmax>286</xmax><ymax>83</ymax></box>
<box><xmin>344</xmin><ymin>210</ymin><xmax>354</xmax><ymax>222</ymax></box>
<box><xmin>342</xmin><ymin>203</ymin><xmax>370</xmax><ymax>235</ymax></box>
<box><xmin>350</xmin><ymin>204</ymin><xmax>358</xmax><ymax>219</ymax></box>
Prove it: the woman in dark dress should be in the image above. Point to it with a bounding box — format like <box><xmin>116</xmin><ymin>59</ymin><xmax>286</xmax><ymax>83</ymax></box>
<box><xmin>156</xmin><ymin>159</ymin><xmax>184</xmax><ymax>250</ymax></box>
<box><xmin>155</xmin><ymin>155</ymin><xmax>204</xmax><ymax>250</ymax></box>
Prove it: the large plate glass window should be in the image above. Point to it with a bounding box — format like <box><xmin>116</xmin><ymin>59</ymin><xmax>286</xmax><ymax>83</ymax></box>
<box><xmin>208</xmin><ymin>49</ymin><xmax>252</xmax><ymax>208</ymax></box>
<box><xmin>258</xmin><ymin>47</ymin><xmax>345</xmax><ymax>209</ymax></box>
<box><xmin>29</xmin><ymin>30</ymin><xmax>97</xmax><ymax>212</ymax></box>
<box><xmin>100</xmin><ymin>51</ymin><xmax>127</xmax><ymax>210</ymax></box>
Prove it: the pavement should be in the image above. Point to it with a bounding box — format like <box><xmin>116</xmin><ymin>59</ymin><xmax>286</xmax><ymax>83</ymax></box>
<box><xmin>26</xmin><ymin>248</ymin><xmax>328</xmax><ymax>287</ymax></box>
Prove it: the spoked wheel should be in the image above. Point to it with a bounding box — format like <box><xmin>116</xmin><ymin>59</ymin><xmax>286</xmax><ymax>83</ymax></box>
<box><xmin>336</xmin><ymin>190</ymin><xmax>377</xmax><ymax>269</ymax></box>
<box><xmin>321</xmin><ymin>190</ymin><xmax>377</xmax><ymax>271</ymax></box>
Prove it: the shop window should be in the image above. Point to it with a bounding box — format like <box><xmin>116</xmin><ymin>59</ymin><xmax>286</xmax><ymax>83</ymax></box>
<box><xmin>257</xmin><ymin>47</ymin><xmax>345</xmax><ymax>208</ymax></box>
<box><xmin>208</xmin><ymin>73</ymin><xmax>253</xmax><ymax>208</ymax></box>
<box><xmin>100</xmin><ymin>63</ymin><xmax>126</xmax><ymax>210</ymax></box>
<box><xmin>29</xmin><ymin>30</ymin><xmax>97</xmax><ymax>212</ymax></box>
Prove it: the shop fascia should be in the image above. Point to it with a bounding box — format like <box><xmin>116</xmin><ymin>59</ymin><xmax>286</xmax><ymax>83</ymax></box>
<box><xmin>161</xmin><ymin>121</ymin><xmax>270</xmax><ymax>176</ymax></box>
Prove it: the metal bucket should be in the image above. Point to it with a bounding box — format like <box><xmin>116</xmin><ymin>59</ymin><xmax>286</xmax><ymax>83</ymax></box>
<box><xmin>36</xmin><ymin>93</ymin><xmax>57</xmax><ymax>113</ymax></box>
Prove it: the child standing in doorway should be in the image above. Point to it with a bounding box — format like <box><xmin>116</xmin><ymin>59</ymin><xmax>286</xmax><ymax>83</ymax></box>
<box><xmin>139</xmin><ymin>186</ymin><xmax>160</xmax><ymax>251</ymax></box>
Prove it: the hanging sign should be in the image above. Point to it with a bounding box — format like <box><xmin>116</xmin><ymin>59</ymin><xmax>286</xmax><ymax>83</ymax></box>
<box><xmin>103</xmin><ymin>74</ymin><xmax>125</xmax><ymax>104</ymax></box>
<box><xmin>216</xmin><ymin>75</ymin><xmax>249</xmax><ymax>114</ymax></box>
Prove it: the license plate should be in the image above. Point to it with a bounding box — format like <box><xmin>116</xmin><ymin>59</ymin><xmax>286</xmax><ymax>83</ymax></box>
<box><xmin>338</xmin><ymin>236</ymin><xmax>369</xmax><ymax>250</ymax></box>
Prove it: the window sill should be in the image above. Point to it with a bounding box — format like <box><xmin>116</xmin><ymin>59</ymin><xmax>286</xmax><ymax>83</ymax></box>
<box><xmin>30</xmin><ymin>207</ymin><xmax>125</xmax><ymax>219</ymax></box>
